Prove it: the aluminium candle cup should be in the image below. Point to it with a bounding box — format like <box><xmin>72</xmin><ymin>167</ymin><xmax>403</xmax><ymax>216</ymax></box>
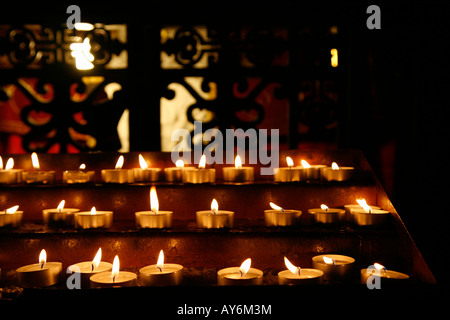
<box><xmin>312</xmin><ymin>254</ymin><xmax>356</xmax><ymax>282</ymax></box>
<box><xmin>222</xmin><ymin>167</ymin><xmax>254</xmax><ymax>183</ymax></box>
<box><xmin>182</xmin><ymin>168</ymin><xmax>215</xmax><ymax>183</ymax></box>
<box><xmin>273</xmin><ymin>167</ymin><xmax>307</xmax><ymax>182</ymax></box>
<box><xmin>135</xmin><ymin>211</ymin><xmax>173</xmax><ymax>229</ymax></box>
<box><xmin>360</xmin><ymin>268</ymin><xmax>410</xmax><ymax>285</ymax></box>
<box><xmin>22</xmin><ymin>170</ymin><xmax>55</xmax><ymax>184</ymax></box>
<box><xmin>264</xmin><ymin>209</ymin><xmax>302</xmax><ymax>227</ymax></box>
<box><xmin>303</xmin><ymin>165</ymin><xmax>327</xmax><ymax>180</ymax></box>
<box><xmin>74</xmin><ymin>211</ymin><xmax>113</xmax><ymax>229</ymax></box>
<box><xmin>0</xmin><ymin>211</ymin><xmax>23</xmax><ymax>228</ymax></box>
<box><xmin>16</xmin><ymin>262</ymin><xmax>62</xmax><ymax>287</ymax></box>
<box><xmin>308</xmin><ymin>208</ymin><xmax>346</xmax><ymax>224</ymax></box>
<box><xmin>196</xmin><ymin>210</ymin><xmax>234</xmax><ymax>229</ymax></box>
<box><xmin>0</xmin><ymin>169</ymin><xmax>23</xmax><ymax>184</ymax></box>
<box><xmin>217</xmin><ymin>267</ymin><xmax>263</xmax><ymax>286</ymax></box>
<box><xmin>139</xmin><ymin>264</ymin><xmax>184</xmax><ymax>286</ymax></box>
<box><xmin>351</xmin><ymin>208</ymin><xmax>389</xmax><ymax>226</ymax></box>
<box><xmin>101</xmin><ymin>169</ymin><xmax>134</xmax><ymax>184</ymax></box>
<box><xmin>133</xmin><ymin>168</ymin><xmax>163</xmax><ymax>182</ymax></box>
<box><xmin>164</xmin><ymin>167</ymin><xmax>184</xmax><ymax>182</ymax></box>
<box><xmin>90</xmin><ymin>271</ymin><xmax>137</xmax><ymax>288</ymax></box>
<box><xmin>42</xmin><ymin>208</ymin><xmax>79</xmax><ymax>227</ymax></box>
<box><xmin>344</xmin><ymin>204</ymin><xmax>380</xmax><ymax>222</ymax></box>
<box><xmin>67</xmin><ymin>261</ymin><xmax>113</xmax><ymax>288</ymax></box>
<box><xmin>320</xmin><ymin>166</ymin><xmax>354</xmax><ymax>182</ymax></box>
<box><xmin>63</xmin><ymin>170</ymin><xmax>95</xmax><ymax>184</ymax></box>
<box><xmin>277</xmin><ymin>269</ymin><xmax>324</xmax><ymax>285</ymax></box>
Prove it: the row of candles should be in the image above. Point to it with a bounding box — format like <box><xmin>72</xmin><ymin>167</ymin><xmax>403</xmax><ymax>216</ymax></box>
<box><xmin>10</xmin><ymin>248</ymin><xmax>409</xmax><ymax>289</ymax></box>
<box><xmin>0</xmin><ymin>187</ymin><xmax>389</xmax><ymax>229</ymax></box>
<box><xmin>0</xmin><ymin>153</ymin><xmax>354</xmax><ymax>185</ymax></box>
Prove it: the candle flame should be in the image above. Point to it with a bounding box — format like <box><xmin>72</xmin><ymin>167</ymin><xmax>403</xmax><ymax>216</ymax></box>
<box><xmin>0</xmin><ymin>156</ymin><xmax>2</xmax><ymax>169</ymax></box>
<box><xmin>331</xmin><ymin>162</ymin><xmax>339</xmax><ymax>170</ymax></box>
<box><xmin>111</xmin><ymin>255</ymin><xmax>120</xmax><ymax>281</ymax></box>
<box><xmin>356</xmin><ymin>199</ymin><xmax>372</xmax><ymax>213</ymax></box>
<box><xmin>92</xmin><ymin>248</ymin><xmax>102</xmax><ymax>271</ymax></box>
<box><xmin>300</xmin><ymin>160</ymin><xmax>311</xmax><ymax>168</ymax></box>
<box><xmin>57</xmin><ymin>200</ymin><xmax>65</xmax><ymax>211</ymax></box>
<box><xmin>286</xmin><ymin>156</ymin><xmax>294</xmax><ymax>167</ymax></box>
<box><xmin>269</xmin><ymin>202</ymin><xmax>284</xmax><ymax>212</ymax></box>
<box><xmin>90</xmin><ymin>206</ymin><xmax>97</xmax><ymax>215</ymax></box>
<box><xmin>5</xmin><ymin>205</ymin><xmax>19</xmax><ymax>214</ymax></box>
<box><xmin>31</xmin><ymin>152</ymin><xmax>40</xmax><ymax>170</ymax></box>
<box><xmin>175</xmin><ymin>159</ymin><xmax>184</xmax><ymax>168</ymax></box>
<box><xmin>150</xmin><ymin>186</ymin><xmax>159</xmax><ymax>213</ymax></box>
<box><xmin>5</xmin><ymin>158</ymin><xmax>14</xmax><ymax>170</ymax></box>
<box><xmin>323</xmin><ymin>256</ymin><xmax>336</xmax><ymax>265</ymax></box>
<box><xmin>115</xmin><ymin>155</ymin><xmax>124</xmax><ymax>169</ymax></box>
<box><xmin>79</xmin><ymin>163</ymin><xmax>86</xmax><ymax>170</ymax></box>
<box><xmin>284</xmin><ymin>257</ymin><xmax>301</xmax><ymax>276</ymax></box>
<box><xmin>239</xmin><ymin>258</ymin><xmax>251</xmax><ymax>277</ymax></box>
<box><xmin>211</xmin><ymin>199</ymin><xmax>219</xmax><ymax>214</ymax></box>
<box><xmin>138</xmin><ymin>154</ymin><xmax>149</xmax><ymax>169</ymax></box>
<box><xmin>235</xmin><ymin>155</ymin><xmax>242</xmax><ymax>169</ymax></box>
<box><xmin>198</xmin><ymin>155</ymin><xmax>206</xmax><ymax>169</ymax></box>
<box><xmin>156</xmin><ymin>250</ymin><xmax>164</xmax><ymax>272</ymax></box>
<box><xmin>39</xmin><ymin>249</ymin><xmax>46</xmax><ymax>269</ymax></box>
<box><xmin>320</xmin><ymin>204</ymin><xmax>329</xmax><ymax>211</ymax></box>
<box><xmin>374</xmin><ymin>263</ymin><xmax>386</xmax><ymax>271</ymax></box>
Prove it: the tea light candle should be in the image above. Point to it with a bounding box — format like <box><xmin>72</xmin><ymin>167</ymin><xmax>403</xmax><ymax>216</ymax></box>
<box><xmin>217</xmin><ymin>258</ymin><xmax>263</xmax><ymax>285</ymax></box>
<box><xmin>135</xmin><ymin>186</ymin><xmax>173</xmax><ymax>228</ymax></box>
<box><xmin>223</xmin><ymin>155</ymin><xmax>254</xmax><ymax>183</ymax></box>
<box><xmin>139</xmin><ymin>250</ymin><xmax>183</xmax><ymax>286</ymax></box>
<box><xmin>42</xmin><ymin>200</ymin><xmax>79</xmax><ymax>226</ymax></box>
<box><xmin>0</xmin><ymin>157</ymin><xmax>23</xmax><ymax>184</ymax></box>
<box><xmin>196</xmin><ymin>199</ymin><xmax>234</xmax><ymax>229</ymax></box>
<box><xmin>351</xmin><ymin>199</ymin><xmax>389</xmax><ymax>226</ymax></box>
<box><xmin>133</xmin><ymin>154</ymin><xmax>162</xmax><ymax>182</ymax></box>
<box><xmin>90</xmin><ymin>255</ymin><xmax>137</xmax><ymax>288</ymax></box>
<box><xmin>264</xmin><ymin>202</ymin><xmax>302</xmax><ymax>227</ymax></box>
<box><xmin>308</xmin><ymin>204</ymin><xmax>345</xmax><ymax>224</ymax></box>
<box><xmin>67</xmin><ymin>248</ymin><xmax>113</xmax><ymax>288</ymax></box>
<box><xmin>300</xmin><ymin>160</ymin><xmax>326</xmax><ymax>180</ymax></box>
<box><xmin>164</xmin><ymin>159</ymin><xmax>185</xmax><ymax>182</ymax></box>
<box><xmin>182</xmin><ymin>155</ymin><xmax>215</xmax><ymax>183</ymax></box>
<box><xmin>16</xmin><ymin>249</ymin><xmax>62</xmax><ymax>287</ymax></box>
<box><xmin>63</xmin><ymin>164</ymin><xmax>95</xmax><ymax>184</ymax></box>
<box><xmin>74</xmin><ymin>206</ymin><xmax>113</xmax><ymax>229</ymax></box>
<box><xmin>360</xmin><ymin>263</ymin><xmax>409</xmax><ymax>285</ymax></box>
<box><xmin>0</xmin><ymin>205</ymin><xmax>23</xmax><ymax>228</ymax></box>
<box><xmin>312</xmin><ymin>254</ymin><xmax>355</xmax><ymax>282</ymax></box>
<box><xmin>22</xmin><ymin>152</ymin><xmax>55</xmax><ymax>184</ymax></box>
<box><xmin>321</xmin><ymin>162</ymin><xmax>354</xmax><ymax>182</ymax></box>
<box><xmin>101</xmin><ymin>155</ymin><xmax>134</xmax><ymax>183</ymax></box>
<box><xmin>274</xmin><ymin>156</ymin><xmax>306</xmax><ymax>182</ymax></box>
<box><xmin>344</xmin><ymin>199</ymin><xmax>380</xmax><ymax>222</ymax></box>
<box><xmin>278</xmin><ymin>257</ymin><xmax>323</xmax><ymax>285</ymax></box>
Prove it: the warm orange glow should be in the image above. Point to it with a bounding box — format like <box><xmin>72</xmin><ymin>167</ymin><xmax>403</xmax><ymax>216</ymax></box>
<box><xmin>31</xmin><ymin>152</ymin><xmax>40</xmax><ymax>170</ymax></box>
<box><xmin>92</xmin><ymin>248</ymin><xmax>102</xmax><ymax>271</ymax></box>
<box><xmin>356</xmin><ymin>199</ymin><xmax>371</xmax><ymax>213</ymax></box>
<box><xmin>70</xmin><ymin>38</ymin><xmax>94</xmax><ymax>70</ymax></box>
<box><xmin>284</xmin><ymin>257</ymin><xmax>301</xmax><ymax>275</ymax></box>
<box><xmin>300</xmin><ymin>160</ymin><xmax>311</xmax><ymax>168</ymax></box>
<box><xmin>235</xmin><ymin>155</ymin><xmax>242</xmax><ymax>169</ymax></box>
<box><xmin>175</xmin><ymin>160</ymin><xmax>184</xmax><ymax>168</ymax></box>
<box><xmin>239</xmin><ymin>258</ymin><xmax>251</xmax><ymax>277</ymax></box>
<box><xmin>323</xmin><ymin>256</ymin><xmax>336</xmax><ymax>265</ymax></box>
<box><xmin>320</xmin><ymin>204</ymin><xmax>329</xmax><ymax>211</ymax></box>
<box><xmin>374</xmin><ymin>263</ymin><xmax>386</xmax><ymax>271</ymax></box>
<box><xmin>331</xmin><ymin>48</ymin><xmax>338</xmax><ymax>67</ymax></box>
<box><xmin>156</xmin><ymin>250</ymin><xmax>164</xmax><ymax>272</ymax></box>
<box><xmin>150</xmin><ymin>186</ymin><xmax>159</xmax><ymax>213</ymax></box>
<box><xmin>5</xmin><ymin>158</ymin><xmax>14</xmax><ymax>170</ymax></box>
<box><xmin>79</xmin><ymin>163</ymin><xmax>86</xmax><ymax>170</ymax></box>
<box><xmin>211</xmin><ymin>199</ymin><xmax>219</xmax><ymax>214</ymax></box>
<box><xmin>269</xmin><ymin>202</ymin><xmax>284</xmax><ymax>211</ymax></box>
<box><xmin>331</xmin><ymin>162</ymin><xmax>339</xmax><ymax>170</ymax></box>
<box><xmin>115</xmin><ymin>155</ymin><xmax>124</xmax><ymax>169</ymax></box>
<box><xmin>57</xmin><ymin>200</ymin><xmax>65</xmax><ymax>212</ymax></box>
<box><xmin>286</xmin><ymin>156</ymin><xmax>294</xmax><ymax>167</ymax></box>
<box><xmin>74</xmin><ymin>22</ymin><xmax>94</xmax><ymax>31</ymax></box>
<box><xmin>198</xmin><ymin>155</ymin><xmax>206</xmax><ymax>169</ymax></box>
<box><xmin>0</xmin><ymin>156</ymin><xmax>2</xmax><ymax>169</ymax></box>
<box><xmin>111</xmin><ymin>255</ymin><xmax>120</xmax><ymax>281</ymax></box>
<box><xmin>39</xmin><ymin>249</ymin><xmax>47</xmax><ymax>268</ymax></box>
<box><xmin>139</xmin><ymin>154</ymin><xmax>149</xmax><ymax>169</ymax></box>
<box><xmin>90</xmin><ymin>206</ymin><xmax>97</xmax><ymax>215</ymax></box>
<box><xmin>5</xmin><ymin>205</ymin><xmax>19</xmax><ymax>214</ymax></box>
